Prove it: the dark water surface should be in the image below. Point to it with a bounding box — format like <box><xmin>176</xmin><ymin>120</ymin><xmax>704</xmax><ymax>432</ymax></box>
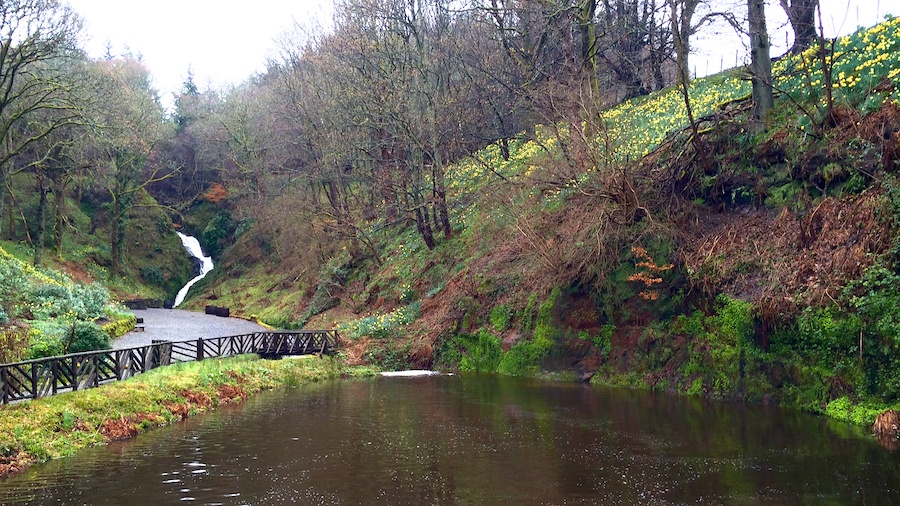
<box><xmin>1</xmin><ymin>375</ymin><xmax>898</xmax><ymax>505</ymax></box>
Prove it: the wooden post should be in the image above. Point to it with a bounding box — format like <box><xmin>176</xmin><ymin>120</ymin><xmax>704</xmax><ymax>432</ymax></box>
<box><xmin>31</xmin><ymin>362</ymin><xmax>39</xmax><ymax>400</ymax></box>
<box><xmin>71</xmin><ymin>357</ymin><xmax>78</xmax><ymax>391</ymax></box>
<box><xmin>51</xmin><ymin>360</ymin><xmax>58</xmax><ymax>395</ymax></box>
<box><xmin>197</xmin><ymin>338</ymin><xmax>204</xmax><ymax>361</ymax></box>
<box><xmin>92</xmin><ymin>355</ymin><xmax>100</xmax><ymax>388</ymax></box>
<box><xmin>1</xmin><ymin>367</ymin><xmax>9</xmax><ymax>404</ymax></box>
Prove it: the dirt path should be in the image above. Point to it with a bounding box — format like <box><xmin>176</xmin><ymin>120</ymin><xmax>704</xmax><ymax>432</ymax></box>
<box><xmin>113</xmin><ymin>308</ymin><xmax>269</xmax><ymax>349</ymax></box>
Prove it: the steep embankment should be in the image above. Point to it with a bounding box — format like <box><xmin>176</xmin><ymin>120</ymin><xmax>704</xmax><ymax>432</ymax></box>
<box><xmin>188</xmin><ymin>18</ymin><xmax>900</xmax><ymax>430</ymax></box>
<box><xmin>0</xmin><ymin>189</ymin><xmax>195</xmax><ymax>362</ymax></box>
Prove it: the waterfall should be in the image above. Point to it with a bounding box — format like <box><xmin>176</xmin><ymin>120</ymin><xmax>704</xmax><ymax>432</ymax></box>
<box><xmin>173</xmin><ymin>232</ymin><xmax>214</xmax><ymax>307</ymax></box>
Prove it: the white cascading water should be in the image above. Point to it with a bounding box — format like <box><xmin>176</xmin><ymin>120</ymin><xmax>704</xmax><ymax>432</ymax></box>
<box><xmin>173</xmin><ymin>232</ymin><xmax>214</xmax><ymax>307</ymax></box>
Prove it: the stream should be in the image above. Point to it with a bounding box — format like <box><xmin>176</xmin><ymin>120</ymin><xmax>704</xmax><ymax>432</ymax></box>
<box><xmin>173</xmin><ymin>232</ymin><xmax>213</xmax><ymax>307</ymax></box>
<box><xmin>1</xmin><ymin>375</ymin><xmax>897</xmax><ymax>504</ymax></box>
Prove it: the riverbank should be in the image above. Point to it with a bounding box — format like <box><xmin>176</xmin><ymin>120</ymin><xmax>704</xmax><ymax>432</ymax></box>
<box><xmin>0</xmin><ymin>355</ymin><xmax>377</xmax><ymax>478</ymax></box>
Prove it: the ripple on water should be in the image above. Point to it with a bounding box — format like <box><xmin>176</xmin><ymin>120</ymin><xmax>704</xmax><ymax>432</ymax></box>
<box><xmin>1</xmin><ymin>377</ymin><xmax>898</xmax><ymax>505</ymax></box>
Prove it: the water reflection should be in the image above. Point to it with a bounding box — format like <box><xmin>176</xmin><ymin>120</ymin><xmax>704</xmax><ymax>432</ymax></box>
<box><xmin>0</xmin><ymin>376</ymin><xmax>897</xmax><ymax>505</ymax></box>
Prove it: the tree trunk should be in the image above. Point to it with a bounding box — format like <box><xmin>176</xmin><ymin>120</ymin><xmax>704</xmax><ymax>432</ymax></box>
<box><xmin>780</xmin><ymin>0</ymin><xmax>818</xmax><ymax>53</ymax></box>
<box><xmin>579</xmin><ymin>0</ymin><xmax>600</xmax><ymax>117</ymax></box>
<box><xmin>748</xmin><ymin>0</ymin><xmax>774</xmax><ymax>128</ymax></box>
<box><xmin>379</xmin><ymin>130</ymin><xmax>398</xmax><ymax>222</ymax></box>
<box><xmin>0</xmin><ymin>164</ymin><xmax>6</xmax><ymax>240</ymax></box>
<box><xmin>431</xmin><ymin>155</ymin><xmax>452</xmax><ymax>239</ymax></box>
<box><xmin>34</xmin><ymin>174</ymin><xmax>48</xmax><ymax>267</ymax></box>
<box><xmin>415</xmin><ymin>206</ymin><xmax>436</xmax><ymax>250</ymax></box>
<box><xmin>110</xmin><ymin>196</ymin><xmax>122</xmax><ymax>276</ymax></box>
<box><xmin>669</xmin><ymin>0</ymin><xmax>699</xmax><ymax>89</ymax></box>
<box><xmin>54</xmin><ymin>175</ymin><xmax>65</xmax><ymax>259</ymax></box>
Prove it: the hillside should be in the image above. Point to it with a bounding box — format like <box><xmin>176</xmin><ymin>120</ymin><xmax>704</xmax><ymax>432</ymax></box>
<box><xmin>182</xmin><ymin>17</ymin><xmax>900</xmax><ymax>422</ymax></box>
<box><xmin>0</xmin><ymin>189</ymin><xmax>194</xmax><ymax>362</ymax></box>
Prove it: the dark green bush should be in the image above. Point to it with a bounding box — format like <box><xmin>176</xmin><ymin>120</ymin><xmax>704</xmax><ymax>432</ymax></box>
<box><xmin>455</xmin><ymin>330</ymin><xmax>503</xmax><ymax>373</ymax></box>
<box><xmin>67</xmin><ymin>321</ymin><xmax>111</xmax><ymax>354</ymax></box>
<box><xmin>139</xmin><ymin>266</ymin><xmax>165</xmax><ymax>286</ymax></box>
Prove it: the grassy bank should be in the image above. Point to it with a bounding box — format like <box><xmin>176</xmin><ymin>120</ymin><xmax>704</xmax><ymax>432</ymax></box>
<box><xmin>0</xmin><ymin>355</ymin><xmax>376</xmax><ymax>477</ymax></box>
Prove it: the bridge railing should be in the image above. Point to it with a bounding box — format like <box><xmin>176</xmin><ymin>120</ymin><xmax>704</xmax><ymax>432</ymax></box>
<box><xmin>0</xmin><ymin>330</ymin><xmax>339</xmax><ymax>404</ymax></box>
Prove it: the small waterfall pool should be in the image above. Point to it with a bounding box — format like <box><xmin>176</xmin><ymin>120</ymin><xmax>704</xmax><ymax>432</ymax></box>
<box><xmin>173</xmin><ymin>232</ymin><xmax>214</xmax><ymax>307</ymax></box>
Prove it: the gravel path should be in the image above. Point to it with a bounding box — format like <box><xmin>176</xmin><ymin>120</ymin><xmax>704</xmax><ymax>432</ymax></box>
<box><xmin>112</xmin><ymin>309</ymin><xmax>269</xmax><ymax>349</ymax></box>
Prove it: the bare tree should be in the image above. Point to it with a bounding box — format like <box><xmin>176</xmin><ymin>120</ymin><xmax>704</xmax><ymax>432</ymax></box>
<box><xmin>748</xmin><ymin>0</ymin><xmax>773</xmax><ymax>127</ymax></box>
<box><xmin>82</xmin><ymin>57</ymin><xmax>174</xmax><ymax>275</ymax></box>
<box><xmin>0</xmin><ymin>0</ymin><xmax>82</xmax><ymax>241</ymax></box>
<box><xmin>779</xmin><ymin>0</ymin><xmax>818</xmax><ymax>53</ymax></box>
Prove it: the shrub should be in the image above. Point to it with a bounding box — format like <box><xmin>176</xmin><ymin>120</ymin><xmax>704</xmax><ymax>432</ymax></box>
<box><xmin>338</xmin><ymin>302</ymin><xmax>421</xmax><ymax>340</ymax></box>
<box><xmin>0</xmin><ymin>258</ymin><xmax>28</xmax><ymax>314</ymax></box>
<box><xmin>102</xmin><ymin>315</ymin><xmax>137</xmax><ymax>339</ymax></box>
<box><xmin>27</xmin><ymin>282</ymin><xmax>110</xmax><ymax>322</ymax></box>
<box><xmin>25</xmin><ymin>324</ymin><xmax>65</xmax><ymax>360</ymax></box>
<box><xmin>0</xmin><ymin>323</ymin><xmax>29</xmax><ymax>363</ymax></box>
<box><xmin>202</xmin><ymin>211</ymin><xmax>235</xmax><ymax>258</ymax></box>
<box><xmin>497</xmin><ymin>288</ymin><xmax>560</xmax><ymax>376</ymax></box>
<box><xmin>66</xmin><ymin>322</ymin><xmax>111</xmax><ymax>354</ymax></box>
<box><xmin>455</xmin><ymin>330</ymin><xmax>503</xmax><ymax>373</ymax></box>
<box><xmin>489</xmin><ymin>305</ymin><xmax>513</xmax><ymax>332</ymax></box>
<box><xmin>139</xmin><ymin>266</ymin><xmax>164</xmax><ymax>286</ymax></box>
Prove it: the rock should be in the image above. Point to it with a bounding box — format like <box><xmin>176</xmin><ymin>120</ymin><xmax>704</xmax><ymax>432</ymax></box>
<box><xmin>577</xmin><ymin>371</ymin><xmax>596</xmax><ymax>383</ymax></box>
<box><xmin>873</xmin><ymin>410</ymin><xmax>900</xmax><ymax>435</ymax></box>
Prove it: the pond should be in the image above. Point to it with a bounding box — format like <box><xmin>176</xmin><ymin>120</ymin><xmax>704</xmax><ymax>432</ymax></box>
<box><xmin>1</xmin><ymin>375</ymin><xmax>897</xmax><ymax>504</ymax></box>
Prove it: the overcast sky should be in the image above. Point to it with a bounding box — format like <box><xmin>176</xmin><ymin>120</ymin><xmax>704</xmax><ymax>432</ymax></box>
<box><xmin>66</xmin><ymin>1</ymin><xmax>896</xmax><ymax>110</ymax></box>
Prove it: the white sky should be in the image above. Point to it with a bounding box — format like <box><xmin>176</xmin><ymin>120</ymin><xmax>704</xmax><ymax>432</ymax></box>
<box><xmin>66</xmin><ymin>1</ymin><xmax>896</xmax><ymax>109</ymax></box>
<box><xmin>694</xmin><ymin>0</ymin><xmax>898</xmax><ymax>76</ymax></box>
<box><xmin>67</xmin><ymin>0</ymin><xmax>330</xmax><ymax>108</ymax></box>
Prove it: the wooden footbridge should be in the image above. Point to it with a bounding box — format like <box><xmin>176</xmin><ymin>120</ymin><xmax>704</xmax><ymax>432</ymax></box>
<box><xmin>0</xmin><ymin>330</ymin><xmax>338</xmax><ymax>404</ymax></box>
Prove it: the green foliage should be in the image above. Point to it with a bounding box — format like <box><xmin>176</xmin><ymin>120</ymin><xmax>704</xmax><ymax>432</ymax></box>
<box><xmin>297</xmin><ymin>255</ymin><xmax>348</xmax><ymax>326</ymax></box>
<box><xmin>0</xmin><ymin>257</ymin><xmax>29</xmax><ymax>314</ymax></box>
<box><xmin>202</xmin><ymin>211</ymin><xmax>235</xmax><ymax>258</ymax></box>
<box><xmin>711</xmin><ymin>295</ymin><xmax>754</xmax><ymax>345</ymax></box>
<box><xmin>448</xmin><ymin>329</ymin><xmax>503</xmax><ymax>373</ymax></box>
<box><xmin>518</xmin><ymin>293</ymin><xmax>538</xmax><ymax>332</ymax></box>
<box><xmin>844</xmin><ymin>264</ymin><xmax>900</xmax><ymax>398</ymax></box>
<box><xmin>25</xmin><ymin>324</ymin><xmax>65</xmax><ymax>359</ymax></box>
<box><xmin>67</xmin><ymin>321</ymin><xmax>111</xmax><ymax>354</ymax></box>
<box><xmin>139</xmin><ymin>266</ymin><xmax>164</xmax><ymax>286</ymax></box>
<box><xmin>825</xmin><ymin>396</ymin><xmax>900</xmax><ymax>426</ymax></box>
<box><xmin>364</xmin><ymin>343</ymin><xmax>410</xmax><ymax>370</ymax></box>
<box><xmin>764</xmin><ymin>181</ymin><xmax>805</xmax><ymax>210</ymax></box>
<box><xmin>497</xmin><ymin>329</ymin><xmax>553</xmax><ymax>376</ymax></box>
<box><xmin>101</xmin><ymin>315</ymin><xmax>137</xmax><ymax>339</ymax></box>
<box><xmin>497</xmin><ymin>288</ymin><xmax>560</xmax><ymax>376</ymax></box>
<box><xmin>26</xmin><ymin>282</ymin><xmax>110</xmax><ymax>322</ymax></box>
<box><xmin>593</xmin><ymin>324</ymin><xmax>615</xmax><ymax>354</ymax></box>
<box><xmin>0</xmin><ymin>324</ymin><xmax>28</xmax><ymax>363</ymax></box>
<box><xmin>489</xmin><ymin>304</ymin><xmax>513</xmax><ymax>332</ymax></box>
<box><xmin>338</xmin><ymin>302</ymin><xmax>421</xmax><ymax>340</ymax></box>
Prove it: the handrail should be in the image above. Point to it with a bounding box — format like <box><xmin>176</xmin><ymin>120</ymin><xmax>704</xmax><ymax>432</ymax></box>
<box><xmin>0</xmin><ymin>330</ymin><xmax>339</xmax><ymax>404</ymax></box>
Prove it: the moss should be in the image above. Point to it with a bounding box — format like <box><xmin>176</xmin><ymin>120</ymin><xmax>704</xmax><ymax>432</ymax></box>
<box><xmin>103</xmin><ymin>315</ymin><xmax>137</xmax><ymax>339</ymax></box>
<box><xmin>497</xmin><ymin>288</ymin><xmax>560</xmax><ymax>376</ymax></box>
<box><xmin>826</xmin><ymin>396</ymin><xmax>900</xmax><ymax>426</ymax></box>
